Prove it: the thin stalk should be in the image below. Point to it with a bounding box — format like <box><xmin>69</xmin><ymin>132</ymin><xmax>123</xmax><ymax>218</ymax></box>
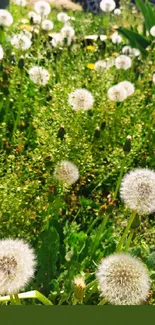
<box><xmin>115</xmin><ymin>210</ymin><xmax>137</xmax><ymax>252</ymax></box>
<box><xmin>12</xmin><ymin>69</ymin><xmax>24</xmax><ymax>139</ymax></box>
<box><xmin>98</xmin><ymin>298</ymin><xmax>108</xmax><ymax>305</ymax></box>
<box><xmin>90</xmin><ymin>214</ymin><xmax>109</xmax><ymax>257</ymax></box>
<box><xmin>13</xmin><ymin>293</ymin><xmax>22</xmax><ymax>305</ymax></box>
<box><xmin>113</xmin><ymin>155</ymin><xmax>126</xmax><ymax>199</ymax></box>
<box><xmin>124</xmin><ymin>230</ymin><xmax>134</xmax><ymax>251</ymax></box>
<box><xmin>0</xmin><ymin>290</ymin><xmax>53</xmax><ymax>305</ymax></box>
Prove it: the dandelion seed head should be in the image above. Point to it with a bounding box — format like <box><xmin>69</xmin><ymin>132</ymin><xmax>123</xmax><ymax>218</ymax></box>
<box><xmin>107</xmin><ymin>84</ymin><xmax>127</xmax><ymax>102</ymax></box>
<box><xmin>0</xmin><ymin>10</ymin><xmax>13</xmax><ymax>27</ymax></box>
<box><xmin>100</xmin><ymin>0</ymin><xmax>116</xmax><ymax>12</ymax></box>
<box><xmin>111</xmin><ymin>32</ymin><xmax>122</xmax><ymax>44</ymax></box>
<box><xmin>50</xmin><ymin>33</ymin><xmax>64</xmax><ymax>47</ymax></box>
<box><xmin>0</xmin><ymin>45</ymin><xmax>4</xmax><ymax>60</ymax></box>
<box><xmin>68</xmin><ymin>88</ymin><xmax>94</xmax><ymax>111</ymax></box>
<box><xmin>0</xmin><ymin>238</ymin><xmax>36</xmax><ymax>295</ymax></box>
<box><xmin>28</xmin><ymin>11</ymin><xmax>41</xmax><ymax>24</ymax></box>
<box><xmin>34</xmin><ymin>1</ymin><xmax>51</xmax><ymax>17</ymax></box>
<box><xmin>120</xmin><ymin>168</ymin><xmax>155</xmax><ymax>214</ymax></box>
<box><xmin>96</xmin><ymin>253</ymin><xmax>150</xmax><ymax>305</ymax></box>
<box><xmin>28</xmin><ymin>66</ymin><xmax>50</xmax><ymax>85</ymax></box>
<box><xmin>114</xmin><ymin>8</ymin><xmax>121</xmax><ymax>15</ymax></box>
<box><xmin>12</xmin><ymin>0</ymin><xmax>27</xmax><ymax>6</ymax></box>
<box><xmin>11</xmin><ymin>33</ymin><xmax>32</xmax><ymax>50</ymax></box>
<box><xmin>115</xmin><ymin>55</ymin><xmax>132</xmax><ymax>70</ymax></box>
<box><xmin>54</xmin><ymin>160</ymin><xmax>79</xmax><ymax>186</ymax></box>
<box><xmin>118</xmin><ymin>81</ymin><xmax>135</xmax><ymax>97</ymax></box>
<box><xmin>150</xmin><ymin>26</ymin><xmax>155</xmax><ymax>37</ymax></box>
<box><xmin>42</xmin><ymin>19</ymin><xmax>54</xmax><ymax>31</ymax></box>
<box><xmin>57</xmin><ymin>12</ymin><xmax>70</xmax><ymax>23</ymax></box>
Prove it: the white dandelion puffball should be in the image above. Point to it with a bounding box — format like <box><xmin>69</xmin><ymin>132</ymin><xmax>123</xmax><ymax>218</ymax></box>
<box><xmin>150</xmin><ymin>26</ymin><xmax>155</xmax><ymax>37</ymax></box>
<box><xmin>153</xmin><ymin>74</ymin><xmax>155</xmax><ymax>84</ymax></box>
<box><xmin>0</xmin><ymin>45</ymin><xmax>4</xmax><ymax>60</ymax></box>
<box><xmin>131</xmin><ymin>48</ymin><xmax>141</xmax><ymax>57</ymax></box>
<box><xmin>100</xmin><ymin>34</ymin><xmax>107</xmax><ymax>41</ymax></box>
<box><xmin>61</xmin><ymin>26</ymin><xmax>75</xmax><ymax>39</ymax></box>
<box><xmin>84</xmin><ymin>35</ymin><xmax>98</xmax><ymax>41</ymax></box>
<box><xmin>57</xmin><ymin>12</ymin><xmax>70</xmax><ymax>23</ymax></box>
<box><xmin>68</xmin><ymin>88</ymin><xmax>94</xmax><ymax>111</ymax></box>
<box><xmin>94</xmin><ymin>60</ymin><xmax>107</xmax><ymax>72</ymax></box>
<box><xmin>50</xmin><ymin>33</ymin><xmax>64</xmax><ymax>47</ymax></box>
<box><xmin>107</xmin><ymin>84</ymin><xmax>127</xmax><ymax>102</ymax></box>
<box><xmin>111</xmin><ymin>32</ymin><xmax>122</xmax><ymax>44</ymax></box>
<box><xmin>21</xmin><ymin>30</ymin><xmax>32</xmax><ymax>40</ymax></box>
<box><xmin>34</xmin><ymin>1</ymin><xmax>51</xmax><ymax>17</ymax></box>
<box><xmin>96</xmin><ymin>253</ymin><xmax>150</xmax><ymax>305</ymax></box>
<box><xmin>42</xmin><ymin>19</ymin><xmax>54</xmax><ymax>31</ymax></box>
<box><xmin>122</xmin><ymin>45</ymin><xmax>133</xmax><ymax>56</ymax></box>
<box><xmin>28</xmin><ymin>66</ymin><xmax>50</xmax><ymax>86</ymax></box>
<box><xmin>28</xmin><ymin>11</ymin><xmax>41</xmax><ymax>24</ymax></box>
<box><xmin>11</xmin><ymin>34</ymin><xmax>32</xmax><ymax>51</ymax></box>
<box><xmin>115</xmin><ymin>55</ymin><xmax>132</xmax><ymax>70</ymax></box>
<box><xmin>114</xmin><ymin>8</ymin><xmax>121</xmax><ymax>15</ymax></box>
<box><xmin>120</xmin><ymin>168</ymin><xmax>155</xmax><ymax>214</ymax></box>
<box><xmin>118</xmin><ymin>81</ymin><xmax>135</xmax><ymax>97</ymax></box>
<box><xmin>12</xmin><ymin>0</ymin><xmax>27</xmax><ymax>6</ymax></box>
<box><xmin>54</xmin><ymin>160</ymin><xmax>79</xmax><ymax>186</ymax></box>
<box><xmin>100</xmin><ymin>0</ymin><xmax>116</xmax><ymax>12</ymax></box>
<box><xmin>0</xmin><ymin>10</ymin><xmax>13</xmax><ymax>27</ymax></box>
<box><xmin>0</xmin><ymin>238</ymin><xmax>36</xmax><ymax>295</ymax></box>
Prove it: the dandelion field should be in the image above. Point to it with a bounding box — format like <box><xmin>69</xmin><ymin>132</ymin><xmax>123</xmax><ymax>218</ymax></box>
<box><xmin>0</xmin><ymin>0</ymin><xmax>155</xmax><ymax>305</ymax></box>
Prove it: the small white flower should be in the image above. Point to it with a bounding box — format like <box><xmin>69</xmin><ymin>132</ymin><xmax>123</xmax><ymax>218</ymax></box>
<box><xmin>12</xmin><ymin>0</ymin><xmax>27</xmax><ymax>6</ymax></box>
<box><xmin>96</xmin><ymin>253</ymin><xmax>150</xmax><ymax>305</ymax></box>
<box><xmin>34</xmin><ymin>1</ymin><xmax>51</xmax><ymax>18</ymax></box>
<box><xmin>114</xmin><ymin>8</ymin><xmax>121</xmax><ymax>15</ymax></box>
<box><xmin>54</xmin><ymin>160</ymin><xmax>79</xmax><ymax>186</ymax></box>
<box><xmin>100</xmin><ymin>34</ymin><xmax>107</xmax><ymax>41</ymax></box>
<box><xmin>111</xmin><ymin>32</ymin><xmax>122</xmax><ymax>44</ymax></box>
<box><xmin>50</xmin><ymin>33</ymin><xmax>64</xmax><ymax>47</ymax></box>
<box><xmin>0</xmin><ymin>238</ymin><xmax>36</xmax><ymax>295</ymax></box>
<box><xmin>115</xmin><ymin>55</ymin><xmax>132</xmax><ymax>70</ymax></box>
<box><xmin>57</xmin><ymin>12</ymin><xmax>70</xmax><ymax>23</ymax></box>
<box><xmin>42</xmin><ymin>19</ymin><xmax>54</xmax><ymax>31</ymax></box>
<box><xmin>153</xmin><ymin>74</ymin><xmax>155</xmax><ymax>84</ymax></box>
<box><xmin>108</xmin><ymin>84</ymin><xmax>127</xmax><ymax>102</ymax></box>
<box><xmin>21</xmin><ymin>30</ymin><xmax>32</xmax><ymax>39</ymax></box>
<box><xmin>118</xmin><ymin>81</ymin><xmax>135</xmax><ymax>97</ymax></box>
<box><xmin>0</xmin><ymin>45</ymin><xmax>4</xmax><ymax>60</ymax></box>
<box><xmin>120</xmin><ymin>168</ymin><xmax>155</xmax><ymax>214</ymax></box>
<box><xmin>131</xmin><ymin>48</ymin><xmax>141</xmax><ymax>57</ymax></box>
<box><xmin>28</xmin><ymin>66</ymin><xmax>50</xmax><ymax>85</ymax></box>
<box><xmin>100</xmin><ymin>0</ymin><xmax>116</xmax><ymax>12</ymax></box>
<box><xmin>0</xmin><ymin>10</ymin><xmax>13</xmax><ymax>27</ymax></box>
<box><xmin>68</xmin><ymin>88</ymin><xmax>94</xmax><ymax>111</ymax></box>
<box><xmin>150</xmin><ymin>26</ymin><xmax>155</xmax><ymax>37</ymax></box>
<box><xmin>11</xmin><ymin>33</ymin><xmax>32</xmax><ymax>50</ymax></box>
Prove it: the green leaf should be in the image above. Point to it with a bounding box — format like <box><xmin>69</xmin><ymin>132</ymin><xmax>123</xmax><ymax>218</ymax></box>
<box><xmin>118</xmin><ymin>27</ymin><xmax>151</xmax><ymax>55</ymax></box>
<box><xmin>135</xmin><ymin>0</ymin><xmax>155</xmax><ymax>31</ymax></box>
<box><xmin>146</xmin><ymin>252</ymin><xmax>155</xmax><ymax>270</ymax></box>
<box><xmin>36</xmin><ymin>225</ymin><xmax>60</xmax><ymax>295</ymax></box>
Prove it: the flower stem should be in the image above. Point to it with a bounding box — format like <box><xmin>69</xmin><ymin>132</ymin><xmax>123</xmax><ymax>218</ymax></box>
<box><xmin>124</xmin><ymin>230</ymin><xmax>134</xmax><ymax>251</ymax></box>
<box><xmin>113</xmin><ymin>155</ymin><xmax>126</xmax><ymax>199</ymax></box>
<box><xmin>90</xmin><ymin>214</ymin><xmax>109</xmax><ymax>257</ymax></box>
<box><xmin>115</xmin><ymin>210</ymin><xmax>137</xmax><ymax>252</ymax></box>
<box><xmin>98</xmin><ymin>298</ymin><xmax>108</xmax><ymax>305</ymax></box>
<box><xmin>0</xmin><ymin>291</ymin><xmax>53</xmax><ymax>305</ymax></box>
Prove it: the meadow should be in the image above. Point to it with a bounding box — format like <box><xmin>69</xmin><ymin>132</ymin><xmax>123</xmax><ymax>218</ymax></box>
<box><xmin>0</xmin><ymin>0</ymin><xmax>155</xmax><ymax>305</ymax></box>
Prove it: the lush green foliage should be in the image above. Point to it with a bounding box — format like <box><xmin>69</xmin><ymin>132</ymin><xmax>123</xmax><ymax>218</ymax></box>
<box><xmin>0</xmin><ymin>1</ymin><xmax>155</xmax><ymax>305</ymax></box>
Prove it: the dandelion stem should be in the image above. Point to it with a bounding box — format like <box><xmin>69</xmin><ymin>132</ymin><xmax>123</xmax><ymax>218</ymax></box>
<box><xmin>90</xmin><ymin>214</ymin><xmax>109</xmax><ymax>257</ymax></box>
<box><xmin>115</xmin><ymin>210</ymin><xmax>137</xmax><ymax>252</ymax></box>
<box><xmin>124</xmin><ymin>230</ymin><xmax>134</xmax><ymax>251</ymax></box>
<box><xmin>98</xmin><ymin>298</ymin><xmax>108</xmax><ymax>305</ymax></box>
<box><xmin>0</xmin><ymin>291</ymin><xmax>53</xmax><ymax>305</ymax></box>
<box><xmin>113</xmin><ymin>155</ymin><xmax>126</xmax><ymax>199</ymax></box>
